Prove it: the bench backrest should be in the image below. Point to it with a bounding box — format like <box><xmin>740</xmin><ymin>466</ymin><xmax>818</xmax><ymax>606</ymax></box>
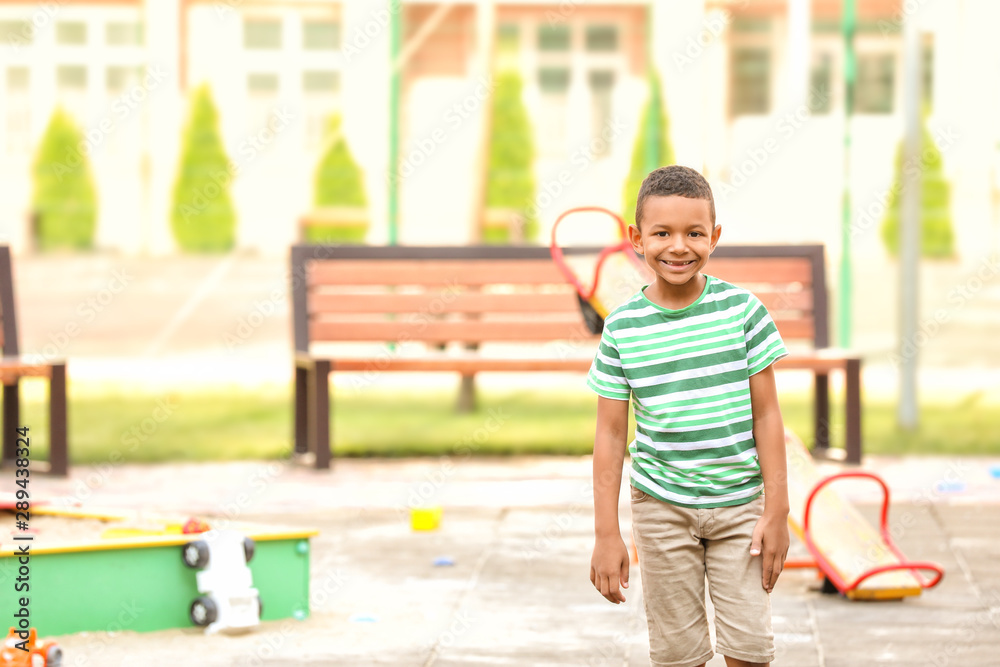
<box><xmin>290</xmin><ymin>244</ymin><xmax>830</xmax><ymax>353</ymax></box>
<box><xmin>710</xmin><ymin>244</ymin><xmax>829</xmax><ymax>349</ymax></box>
<box><xmin>291</xmin><ymin>245</ymin><xmax>593</xmax><ymax>354</ymax></box>
<box><xmin>0</xmin><ymin>246</ymin><xmax>19</xmax><ymax>356</ymax></box>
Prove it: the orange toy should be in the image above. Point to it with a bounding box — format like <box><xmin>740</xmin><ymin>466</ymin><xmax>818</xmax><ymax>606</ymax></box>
<box><xmin>1</xmin><ymin>627</ymin><xmax>62</xmax><ymax>667</ymax></box>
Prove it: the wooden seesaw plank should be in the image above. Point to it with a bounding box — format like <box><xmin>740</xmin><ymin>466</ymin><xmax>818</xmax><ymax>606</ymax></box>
<box><xmin>784</xmin><ymin>430</ymin><xmax>924</xmax><ymax>600</ymax></box>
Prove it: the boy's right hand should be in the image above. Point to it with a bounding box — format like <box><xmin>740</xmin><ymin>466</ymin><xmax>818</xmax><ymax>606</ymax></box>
<box><xmin>590</xmin><ymin>535</ymin><xmax>630</xmax><ymax>604</ymax></box>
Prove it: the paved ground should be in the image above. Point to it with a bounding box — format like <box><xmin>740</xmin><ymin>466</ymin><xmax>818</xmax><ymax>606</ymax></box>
<box><xmin>13</xmin><ymin>454</ymin><xmax>1000</xmax><ymax>666</ymax></box>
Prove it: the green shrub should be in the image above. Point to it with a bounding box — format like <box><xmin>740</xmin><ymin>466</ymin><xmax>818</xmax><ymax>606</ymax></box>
<box><xmin>881</xmin><ymin>117</ymin><xmax>955</xmax><ymax>259</ymax></box>
<box><xmin>314</xmin><ymin>114</ymin><xmax>367</xmax><ymax>209</ymax></box>
<box><xmin>306</xmin><ymin>114</ymin><xmax>369</xmax><ymax>243</ymax></box>
<box><xmin>485</xmin><ymin>71</ymin><xmax>537</xmax><ymax>243</ymax></box>
<box><xmin>622</xmin><ymin>70</ymin><xmax>674</xmax><ymax>227</ymax></box>
<box><xmin>171</xmin><ymin>84</ymin><xmax>237</xmax><ymax>252</ymax></box>
<box><xmin>31</xmin><ymin>108</ymin><xmax>98</xmax><ymax>251</ymax></box>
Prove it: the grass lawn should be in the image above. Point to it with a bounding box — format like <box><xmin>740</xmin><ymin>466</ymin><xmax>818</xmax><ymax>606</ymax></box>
<box><xmin>19</xmin><ymin>385</ymin><xmax>1000</xmax><ymax>465</ymax></box>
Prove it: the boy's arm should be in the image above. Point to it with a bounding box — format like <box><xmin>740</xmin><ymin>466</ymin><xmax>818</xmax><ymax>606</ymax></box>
<box><xmin>590</xmin><ymin>395</ymin><xmax>631</xmax><ymax>604</ymax></box>
<box><xmin>748</xmin><ymin>364</ymin><xmax>790</xmax><ymax>593</ymax></box>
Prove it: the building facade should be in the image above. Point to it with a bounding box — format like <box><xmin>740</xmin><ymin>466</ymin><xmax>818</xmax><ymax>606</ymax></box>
<box><xmin>1</xmin><ymin>0</ymin><xmax>997</xmax><ymax>263</ymax></box>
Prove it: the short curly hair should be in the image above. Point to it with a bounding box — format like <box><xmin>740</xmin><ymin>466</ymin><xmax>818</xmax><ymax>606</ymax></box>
<box><xmin>635</xmin><ymin>165</ymin><xmax>715</xmax><ymax>228</ymax></box>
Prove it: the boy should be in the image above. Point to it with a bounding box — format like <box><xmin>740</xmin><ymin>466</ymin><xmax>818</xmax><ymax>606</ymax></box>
<box><xmin>587</xmin><ymin>165</ymin><xmax>790</xmax><ymax>667</ymax></box>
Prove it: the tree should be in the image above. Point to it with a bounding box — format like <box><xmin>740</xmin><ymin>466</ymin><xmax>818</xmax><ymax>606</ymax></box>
<box><xmin>622</xmin><ymin>70</ymin><xmax>674</xmax><ymax>227</ymax></box>
<box><xmin>171</xmin><ymin>84</ymin><xmax>237</xmax><ymax>252</ymax></box>
<box><xmin>305</xmin><ymin>113</ymin><xmax>369</xmax><ymax>243</ymax></box>
<box><xmin>484</xmin><ymin>71</ymin><xmax>537</xmax><ymax>243</ymax></box>
<box><xmin>31</xmin><ymin>108</ymin><xmax>98</xmax><ymax>250</ymax></box>
<box><xmin>880</xmin><ymin>115</ymin><xmax>955</xmax><ymax>259</ymax></box>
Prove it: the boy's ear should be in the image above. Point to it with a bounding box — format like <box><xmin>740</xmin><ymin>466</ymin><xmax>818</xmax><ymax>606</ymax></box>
<box><xmin>628</xmin><ymin>224</ymin><xmax>644</xmax><ymax>255</ymax></box>
<box><xmin>709</xmin><ymin>223</ymin><xmax>722</xmax><ymax>253</ymax></box>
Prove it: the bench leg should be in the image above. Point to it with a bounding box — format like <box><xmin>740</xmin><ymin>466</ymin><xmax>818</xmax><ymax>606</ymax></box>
<box><xmin>814</xmin><ymin>372</ymin><xmax>830</xmax><ymax>455</ymax></box>
<box><xmin>294</xmin><ymin>365</ymin><xmax>309</xmax><ymax>456</ymax></box>
<box><xmin>2</xmin><ymin>381</ymin><xmax>19</xmax><ymax>465</ymax></box>
<box><xmin>845</xmin><ymin>359</ymin><xmax>862</xmax><ymax>464</ymax></box>
<box><xmin>456</xmin><ymin>374</ymin><xmax>477</xmax><ymax>413</ymax></box>
<box><xmin>307</xmin><ymin>360</ymin><xmax>332</xmax><ymax>470</ymax></box>
<box><xmin>48</xmin><ymin>363</ymin><xmax>68</xmax><ymax>476</ymax></box>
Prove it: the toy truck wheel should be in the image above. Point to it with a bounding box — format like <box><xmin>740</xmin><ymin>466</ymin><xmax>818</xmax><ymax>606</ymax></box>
<box><xmin>46</xmin><ymin>645</ymin><xmax>64</xmax><ymax>667</ymax></box>
<box><xmin>256</xmin><ymin>595</ymin><xmax>263</xmax><ymax>619</ymax></box>
<box><xmin>182</xmin><ymin>540</ymin><xmax>210</xmax><ymax>569</ymax></box>
<box><xmin>190</xmin><ymin>596</ymin><xmax>219</xmax><ymax>627</ymax></box>
<box><xmin>243</xmin><ymin>537</ymin><xmax>256</xmax><ymax>563</ymax></box>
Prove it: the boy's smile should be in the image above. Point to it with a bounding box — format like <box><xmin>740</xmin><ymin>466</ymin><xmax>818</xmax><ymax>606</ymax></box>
<box><xmin>628</xmin><ymin>195</ymin><xmax>721</xmax><ymax>309</ymax></box>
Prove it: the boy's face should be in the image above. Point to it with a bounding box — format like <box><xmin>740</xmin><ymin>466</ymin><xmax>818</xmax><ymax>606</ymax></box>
<box><xmin>628</xmin><ymin>195</ymin><xmax>721</xmax><ymax>291</ymax></box>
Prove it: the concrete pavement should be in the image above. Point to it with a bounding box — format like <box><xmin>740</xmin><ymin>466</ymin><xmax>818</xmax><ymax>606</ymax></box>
<box><xmin>16</xmin><ymin>454</ymin><xmax>1000</xmax><ymax>666</ymax></box>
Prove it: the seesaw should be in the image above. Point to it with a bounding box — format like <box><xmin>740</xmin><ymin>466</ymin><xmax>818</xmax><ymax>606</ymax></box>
<box><xmin>783</xmin><ymin>429</ymin><xmax>944</xmax><ymax>600</ymax></box>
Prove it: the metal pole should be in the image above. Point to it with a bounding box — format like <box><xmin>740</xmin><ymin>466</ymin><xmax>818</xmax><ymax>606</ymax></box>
<box><xmin>838</xmin><ymin>0</ymin><xmax>855</xmax><ymax>348</ymax></box>
<box><xmin>898</xmin><ymin>10</ymin><xmax>922</xmax><ymax>430</ymax></box>
<box><xmin>388</xmin><ymin>0</ymin><xmax>401</xmax><ymax>246</ymax></box>
<box><xmin>644</xmin><ymin>3</ymin><xmax>660</xmax><ymax>172</ymax></box>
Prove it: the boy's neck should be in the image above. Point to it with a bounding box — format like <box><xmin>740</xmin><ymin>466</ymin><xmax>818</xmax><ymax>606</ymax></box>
<box><xmin>646</xmin><ymin>273</ymin><xmax>708</xmax><ymax>310</ymax></box>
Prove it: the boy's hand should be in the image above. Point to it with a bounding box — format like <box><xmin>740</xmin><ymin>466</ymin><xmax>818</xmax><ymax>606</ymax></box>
<box><xmin>590</xmin><ymin>535</ymin><xmax>630</xmax><ymax>604</ymax></box>
<box><xmin>750</xmin><ymin>509</ymin><xmax>789</xmax><ymax>593</ymax></box>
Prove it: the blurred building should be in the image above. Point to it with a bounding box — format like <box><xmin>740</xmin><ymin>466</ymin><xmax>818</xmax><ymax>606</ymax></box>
<box><xmin>0</xmin><ymin>0</ymin><xmax>997</xmax><ymax>261</ymax></box>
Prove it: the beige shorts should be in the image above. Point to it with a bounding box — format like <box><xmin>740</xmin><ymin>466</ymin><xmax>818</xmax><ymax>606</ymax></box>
<box><xmin>630</xmin><ymin>485</ymin><xmax>774</xmax><ymax>667</ymax></box>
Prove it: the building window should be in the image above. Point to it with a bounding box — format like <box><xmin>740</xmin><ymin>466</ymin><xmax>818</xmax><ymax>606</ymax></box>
<box><xmin>57</xmin><ymin>65</ymin><xmax>87</xmax><ymax>89</ymax></box>
<box><xmin>588</xmin><ymin>70</ymin><xmax>615</xmax><ymax>158</ymax></box>
<box><xmin>539</xmin><ymin>67</ymin><xmax>570</xmax><ymax>93</ymax></box>
<box><xmin>0</xmin><ymin>20</ymin><xmax>32</xmax><ymax>47</ymax></box>
<box><xmin>538</xmin><ymin>67</ymin><xmax>570</xmax><ymax>157</ymax></box>
<box><xmin>538</xmin><ymin>25</ymin><xmax>570</xmax><ymax>51</ymax></box>
<box><xmin>303</xmin><ymin>70</ymin><xmax>340</xmax><ymax>93</ymax></box>
<box><xmin>106</xmin><ymin>66</ymin><xmax>143</xmax><ymax>94</ymax></box>
<box><xmin>5</xmin><ymin>67</ymin><xmax>30</xmax><ymax>153</ymax></box>
<box><xmin>57</xmin><ymin>65</ymin><xmax>88</xmax><ymax>121</ymax></box>
<box><xmin>304</xmin><ymin>71</ymin><xmax>340</xmax><ymax>150</ymax></box>
<box><xmin>56</xmin><ymin>21</ymin><xmax>87</xmax><ymax>46</ymax></box>
<box><xmin>248</xmin><ymin>72</ymin><xmax>279</xmax><ymax>94</ymax></box>
<box><xmin>107</xmin><ymin>21</ymin><xmax>142</xmax><ymax>46</ymax></box>
<box><xmin>809</xmin><ymin>52</ymin><xmax>832</xmax><ymax>114</ymax></box>
<box><xmin>303</xmin><ymin>20</ymin><xmax>340</xmax><ymax>50</ymax></box>
<box><xmin>731</xmin><ymin>48</ymin><xmax>770</xmax><ymax>115</ymax></box>
<box><xmin>498</xmin><ymin>24</ymin><xmax>519</xmax><ymax>52</ymax></box>
<box><xmin>585</xmin><ymin>26</ymin><xmax>617</xmax><ymax>52</ymax></box>
<box><xmin>244</xmin><ymin>19</ymin><xmax>282</xmax><ymax>49</ymax></box>
<box><xmin>922</xmin><ymin>35</ymin><xmax>934</xmax><ymax>111</ymax></box>
<box><xmin>855</xmin><ymin>53</ymin><xmax>894</xmax><ymax>113</ymax></box>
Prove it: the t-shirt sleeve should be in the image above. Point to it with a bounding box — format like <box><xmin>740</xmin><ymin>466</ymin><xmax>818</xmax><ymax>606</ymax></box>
<box><xmin>586</xmin><ymin>326</ymin><xmax>631</xmax><ymax>401</ymax></box>
<box><xmin>743</xmin><ymin>294</ymin><xmax>789</xmax><ymax>376</ymax></box>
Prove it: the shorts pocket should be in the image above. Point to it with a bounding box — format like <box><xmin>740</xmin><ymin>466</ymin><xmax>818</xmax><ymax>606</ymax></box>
<box><xmin>629</xmin><ymin>485</ymin><xmax>651</xmax><ymax>504</ymax></box>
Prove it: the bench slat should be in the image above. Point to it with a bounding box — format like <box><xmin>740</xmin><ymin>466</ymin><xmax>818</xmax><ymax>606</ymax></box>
<box><xmin>754</xmin><ymin>290</ymin><xmax>813</xmax><ymax>312</ymax></box>
<box><xmin>772</xmin><ymin>317</ymin><xmax>814</xmax><ymax>341</ymax></box>
<box><xmin>308</xmin><ymin>259</ymin><xmax>567</xmax><ymax>286</ymax></box>
<box><xmin>310</xmin><ymin>319</ymin><xmax>596</xmax><ymax>343</ymax></box>
<box><xmin>330</xmin><ymin>358</ymin><xmax>594</xmax><ymax>373</ymax></box>
<box><xmin>308</xmin><ymin>291</ymin><xmax>580</xmax><ymax>314</ymax></box>
<box><xmin>709</xmin><ymin>258</ymin><xmax>813</xmax><ymax>285</ymax></box>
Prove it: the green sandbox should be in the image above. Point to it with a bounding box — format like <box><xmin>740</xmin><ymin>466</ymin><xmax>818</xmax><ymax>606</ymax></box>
<box><xmin>1</xmin><ymin>510</ymin><xmax>316</xmax><ymax>636</ymax></box>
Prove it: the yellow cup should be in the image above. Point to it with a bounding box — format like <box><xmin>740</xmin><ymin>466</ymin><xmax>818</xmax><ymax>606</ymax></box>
<box><xmin>410</xmin><ymin>506</ymin><xmax>442</xmax><ymax>531</ymax></box>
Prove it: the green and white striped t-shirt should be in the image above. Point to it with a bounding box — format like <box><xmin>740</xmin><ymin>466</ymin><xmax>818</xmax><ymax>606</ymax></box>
<box><xmin>587</xmin><ymin>275</ymin><xmax>788</xmax><ymax>509</ymax></box>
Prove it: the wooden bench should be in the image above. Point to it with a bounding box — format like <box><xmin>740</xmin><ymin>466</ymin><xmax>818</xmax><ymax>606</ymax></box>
<box><xmin>0</xmin><ymin>246</ymin><xmax>69</xmax><ymax>476</ymax></box>
<box><xmin>290</xmin><ymin>243</ymin><xmax>861</xmax><ymax>468</ymax></box>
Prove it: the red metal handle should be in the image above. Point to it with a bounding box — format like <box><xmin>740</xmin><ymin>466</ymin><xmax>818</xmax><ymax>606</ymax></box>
<box><xmin>549</xmin><ymin>206</ymin><xmax>641</xmax><ymax>300</ymax></box>
<box><xmin>802</xmin><ymin>471</ymin><xmax>944</xmax><ymax>592</ymax></box>
<box><xmin>844</xmin><ymin>561</ymin><xmax>944</xmax><ymax>592</ymax></box>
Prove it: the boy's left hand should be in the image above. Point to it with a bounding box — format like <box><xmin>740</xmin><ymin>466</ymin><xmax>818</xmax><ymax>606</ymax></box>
<box><xmin>750</xmin><ymin>510</ymin><xmax>789</xmax><ymax>593</ymax></box>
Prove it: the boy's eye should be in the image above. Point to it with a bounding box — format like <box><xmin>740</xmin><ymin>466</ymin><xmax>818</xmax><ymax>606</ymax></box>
<box><xmin>655</xmin><ymin>232</ymin><xmax>667</xmax><ymax>237</ymax></box>
<box><xmin>689</xmin><ymin>231</ymin><xmax>702</xmax><ymax>237</ymax></box>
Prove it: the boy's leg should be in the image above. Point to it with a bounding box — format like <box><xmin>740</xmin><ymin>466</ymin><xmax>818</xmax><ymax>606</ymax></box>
<box><xmin>630</xmin><ymin>485</ymin><xmax>714</xmax><ymax>667</ymax></box>
<box><xmin>703</xmin><ymin>495</ymin><xmax>775</xmax><ymax>665</ymax></box>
